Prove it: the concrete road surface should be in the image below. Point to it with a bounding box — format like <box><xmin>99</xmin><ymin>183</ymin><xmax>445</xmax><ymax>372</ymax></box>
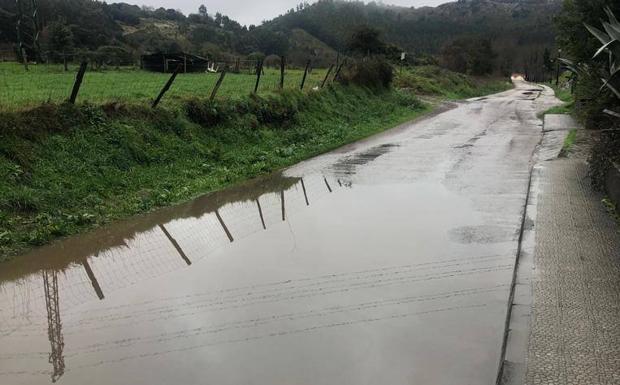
<box><xmin>0</xmin><ymin>80</ymin><xmax>561</xmax><ymax>385</ymax></box>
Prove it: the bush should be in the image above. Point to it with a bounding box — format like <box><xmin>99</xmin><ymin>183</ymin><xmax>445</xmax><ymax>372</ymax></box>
<box><xmin>590</xmin><ymin>128</ymin><xmax>620</xmax><ymax>191</ymax></box>
<box><xmin>338</xmin><ymin>57</ymin><xmax>394</xmax><ymax>89</ymax></box>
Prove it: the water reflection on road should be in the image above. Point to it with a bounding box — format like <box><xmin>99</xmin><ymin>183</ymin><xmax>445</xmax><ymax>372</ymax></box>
<box><xmin>0</xmin><ymin>81</ymin><xmax>559</xmax><ymax>385</ymax></box>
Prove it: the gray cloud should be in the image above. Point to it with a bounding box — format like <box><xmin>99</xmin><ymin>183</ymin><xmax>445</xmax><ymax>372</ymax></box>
<box><xmin>124</xmin><ymin>0</ymin><xmax>449</xmax><ymax>26</ymax></box>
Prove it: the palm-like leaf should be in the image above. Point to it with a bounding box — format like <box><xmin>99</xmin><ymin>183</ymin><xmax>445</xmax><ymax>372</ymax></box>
<box><xmin>605</xmin><ymin>7</ymin><xmax>620</xmax><ymax>25</ymax></box>
<box><xmin>585</xmin><ymin>23</ymin><xmax>612</xmax><ymax>44</ymax></box>
<box><xmin>602</xmin><ymin>22</ymin><xmax>620</xmax><ymax>41</ymax></box>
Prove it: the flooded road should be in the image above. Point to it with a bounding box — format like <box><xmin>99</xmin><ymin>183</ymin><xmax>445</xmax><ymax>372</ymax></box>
<box><xmin>0</xmin><ymin>80</ymin><xmax>559</xmax><ymax>385</ymax></box>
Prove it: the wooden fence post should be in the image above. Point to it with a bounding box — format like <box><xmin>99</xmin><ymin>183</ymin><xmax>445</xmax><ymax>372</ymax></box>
<box><xmin>254</xmin><ymin>59</ymin><xmax>264</xmax><ymax>93</ymax></box>
<box><xmin>321</xmin><ymin>64</ymin><xmax>334</xmax><ymax>88</ymax></box>
<box><xmin>152</xmin><ymin>63</ymin><xmax>182</xmax><ymax>108</ymax></box>
<box><xmin>279</xmin><ymin>56</ymin><xmax>286</xmax><ymax>89</ymax></box>
<box><xmin>210</xmin><ymin>67</ymin><xmax>227</xmax><ymax>101</ymax></box>
<box><xmin>300</xmin><ymin>60</ymin><xmax>311</xmax><ymax>90</ymax></box>
<box><xmin>68</xmin><ymin>61</ymin><xmax>88</xmax><ymax>104</ymax></box>
<box><xmin>333</xmin><ymin>59</ymin><xmax>346</xmax><ymax>82</ymax></box>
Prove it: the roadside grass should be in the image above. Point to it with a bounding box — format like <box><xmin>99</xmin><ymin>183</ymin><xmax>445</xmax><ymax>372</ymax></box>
<box><xmin>560</xmin><ymin>129</ymin><xmax>578</xmax><ymax>156</ymax></box>
<box><xmin>394</xmin><ymin>65</ymin><xmax>513</xmax><ymax>99</ymax></box>
<box><xmin>0</xmin><ymin>86</ymin><xmax>429</xmax><ymax>261</ymax></box>
<box><xmin>544</xmin><ymin>78</ymin><xmax>575</xmax><ymax>116</ymax></box>
<box><xmin>0</xmin><ymin>62</ymin><xmax>327</xmax><ymax>110</ymax></box>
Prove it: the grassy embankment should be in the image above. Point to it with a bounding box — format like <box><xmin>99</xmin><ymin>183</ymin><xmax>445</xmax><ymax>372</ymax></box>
<box><xmin>0</xmin><ymin>63</ymin><xmax>512</xmax><ymax>261</ymax></box>
<box><xmin>545</xmin><ymin>82</ymin><xmax>575</xmax><ymax>116</ymax></box>
<box><xmin>394</xmin><ymin>66</ymin><xmax>513</xmax><ymax>100</ymax></box>
<box><xmin>543</xmin><ymin>78</ymin><xmax>577</xmax><ymax>152</ymax></box>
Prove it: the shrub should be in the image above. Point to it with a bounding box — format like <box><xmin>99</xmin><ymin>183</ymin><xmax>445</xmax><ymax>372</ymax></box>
<box><xmin>338</xmin><ymin>57</ymin><xmax>394</xmax><ymax>89</ymax></box>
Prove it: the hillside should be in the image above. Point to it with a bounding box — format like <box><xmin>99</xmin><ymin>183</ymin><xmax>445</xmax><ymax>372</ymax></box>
<box><xmin>266</xmin><ymin>0</ymin><xmax>562</xmax><ymax>70</ymax></box>
<box><xmin>0</xmin><ymin>0</ymin><xmax>560</xmax><ymax>71</ymax></box>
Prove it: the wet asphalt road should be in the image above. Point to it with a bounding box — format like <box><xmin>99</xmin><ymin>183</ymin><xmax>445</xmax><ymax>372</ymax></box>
<box><xmin>0</xmin><ymin>80</ymin><xmax>560</xmax><ymax>385</ymax></box>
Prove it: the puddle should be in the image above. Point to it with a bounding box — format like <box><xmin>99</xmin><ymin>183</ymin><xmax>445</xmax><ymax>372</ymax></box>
<box><xmin>0</xmin><ymin>85</ymin><xmax>546</xmax><ymax>385</ymax></box>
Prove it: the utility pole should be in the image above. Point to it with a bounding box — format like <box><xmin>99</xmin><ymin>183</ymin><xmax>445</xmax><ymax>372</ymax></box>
<box><xmin>43</xmin><ymin>270</ymin><xmax>65</xmax><ymax>383</ymax></box>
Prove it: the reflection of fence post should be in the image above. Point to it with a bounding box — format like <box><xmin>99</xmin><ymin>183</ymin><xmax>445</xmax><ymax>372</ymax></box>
<box><xmin>300</xmin><ymin>178</ymin><xmax>309</xmax><ymax>206</ymax></box>
<box><xmin>279</xmin><ymin>56</ymin><xmax>286</xmax><ymax>89</ymax></box>
<box><xmin>280</xmin><ymin>191</ymin><xmax>286</xmax><ymax>221</ymax></box>
<box><xmin>68</xmin><ymin>61</ymin><xmax>88</xmax><ymax>104</ymax></box>
<box><xmin>300</xmin><ymin>60</ymin><xmax>311</xmax><ymax>90</ymax></box>
<box><xmin>254</xmin><ymin>59</ymin><xmax>264</xmax><ymax>93</ymax></box>
<box><xmin>256</xmin><ymin>198</ymin><xmax>266</xmax><ymax>230</ymax></box>
<box><xmin>324</xmin><ymin>177</ymin><xmax>332</xmax><ymax>193</ymax></box>
<box><xmin>210</xmin><ymin>66</ymin><xmax>227</xmax><ymax>101</ymax></box>
<box><xmin>159</xmin><ymin>224</ymin><xmax>192</xmax><ymax>265</ymax></box>
<box><xmin>82</xmin><ymin>260</ymin><xmax>105</xmax><ymax>300</ymax></box>
<box><xmin>215</xmin><ymin>210</ymin><xmax>234</xmax><ymax>242</ymax></box>
<box><xmin>152</xmin><ymin>63</ymin><xmax>182</xmax><ymax>108</ymax></box>
<box><xmin>321</xmin><ymin>64</ymin><xmax>334</xmax><ymax>88</ymax></box>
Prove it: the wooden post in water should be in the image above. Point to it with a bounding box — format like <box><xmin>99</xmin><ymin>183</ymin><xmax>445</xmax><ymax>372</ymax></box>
<box><xmin>254</xmin><ymin>59</ymin><xmax>264</xmax><ymax>94</ymax></box>
<box><xmin>300</xmin><ymin>60</ymin><xmax>311</xmax><ymax>90</ymax></box>
<box><xmin>152</xmin><ymin>63</ymin><xmax>182</xmax><ymax>108</ymax></box>
<box><xmin>68</xmin><ymin>61</ymin><xmax>88</xmax><ymax>104</ymax></box>
<box><xmin>321</xmin><ymin>64</ymin><xmax>334</xmax><ymax>88</ymax></box>
<box><xmin>279</xmin><ymin>56</ymin><xmax>286</xmax><ymax>89</ymax></box>
<box><xmin>210</xmin><ymin>66</ymin><xmax>227</xmax><ymax>101</ymax></box>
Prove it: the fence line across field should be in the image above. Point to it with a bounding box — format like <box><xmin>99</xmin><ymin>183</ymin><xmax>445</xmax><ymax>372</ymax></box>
<box><xmin>0</xmin><ymin>56</ymin><xmax>343</xmax><ymax>109</ymax></box>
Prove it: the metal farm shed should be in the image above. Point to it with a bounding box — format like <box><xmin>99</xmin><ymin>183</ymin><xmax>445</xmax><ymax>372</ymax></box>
<box><xmin>141</xmin><ymin>52</ymin><xmax>209</xmax><ymax>73</ymax></box>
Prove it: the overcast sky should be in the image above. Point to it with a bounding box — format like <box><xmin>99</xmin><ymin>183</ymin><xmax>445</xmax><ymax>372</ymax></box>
<box><xmin>123</xmin><ymin>0</ymin><xmax>449</xmax><ymax>26</ymax></box>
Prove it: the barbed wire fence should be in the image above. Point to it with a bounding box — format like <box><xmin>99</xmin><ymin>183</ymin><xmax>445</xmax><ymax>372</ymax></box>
<box><xmin>0</xmin><ymin>50</ymin><xmax>341</xmax><ymax>110</ymax></box>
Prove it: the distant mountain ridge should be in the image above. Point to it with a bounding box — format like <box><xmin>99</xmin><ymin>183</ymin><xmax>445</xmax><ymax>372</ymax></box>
<box><xmin>0</xmin><ymin>0</ymin><xmax>561</xmax><ymax>71</ymax></box>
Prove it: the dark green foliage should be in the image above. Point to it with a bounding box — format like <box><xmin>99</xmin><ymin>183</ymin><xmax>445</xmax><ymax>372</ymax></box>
<box><xmin>267</xmin><ymin>0</ymin><xmax>560</xmax><ymax>70</ymax></box>
<box><xmin>440</xmin><ymin>37</ymin><xmax>497</xmax><ymax>76</ymax></box>
<box><xmin>555</xmin><ymin>0</ymin><xmax>620</xmax><ymax>191</ymax></box>
<box><xmin>47</xmin><ymin>19</ymin><xmax>74</xmax><ymax>62</ymax></box>
<box><xmin>590</xmin><ymin>129</ymin><xmax>620</xmax><ymax>190</ymax></box>
<box><xmin>339</xmin><ymin>58</ymin><xmax>394</xmax><ymax>89</ymax></box>
<box><xmin>347</xmin><ymin>26</ymin><xmax>387</xmax><ymax>56</ymax></box>
<box><xmin>555</xmin><ymin>0</ymin><xmax>620</xmax><ymax>65</ymax></box>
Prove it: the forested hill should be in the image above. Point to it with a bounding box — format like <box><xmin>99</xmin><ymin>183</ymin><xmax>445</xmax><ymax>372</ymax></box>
<box><xmin>267</xmin><ymin>0</ymin><xmax>562</xmax><ymax>69</ymax></box>
<box><xmin>0</xmin><ymin>0</ymin><xmax>561</xmax><ymax>72</ymax></box>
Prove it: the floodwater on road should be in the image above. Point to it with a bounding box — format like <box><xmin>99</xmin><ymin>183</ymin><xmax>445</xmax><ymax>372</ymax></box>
<box><xmin>0</xmin><ymin>81</ymin><xmax>559</xmax><ymax>385</ymax></box>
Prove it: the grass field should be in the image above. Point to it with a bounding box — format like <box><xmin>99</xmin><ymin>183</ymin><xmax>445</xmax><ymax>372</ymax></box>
<box><xmin>0</xmin><ymin>62</ymin><xmax>328</xmax><ymax>110</ymax></box>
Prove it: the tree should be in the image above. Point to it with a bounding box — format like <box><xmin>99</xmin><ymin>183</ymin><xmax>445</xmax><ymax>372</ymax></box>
<box><xmin>198</xmin><ymin>4</ymin><xmax>207</xmax><ymax>18</ymax></box>
<box><xmin>347</xmin><ymin>26</ymin><xmax>386</xmax><ymax>56</ymax></box>
<box><xmin>440</xmin><ymin>37</ymin><xmax>496</xmax><ymax>75</ymax></box>
<box><xmin>543</xmin><ymin>48</ymin><xmax>553</xmax><ymax>75</ymax></box>
<box><xmin>47</xmin><ymin>19</ymin><xmax>73</xmax><ymax>70</ymax></box>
